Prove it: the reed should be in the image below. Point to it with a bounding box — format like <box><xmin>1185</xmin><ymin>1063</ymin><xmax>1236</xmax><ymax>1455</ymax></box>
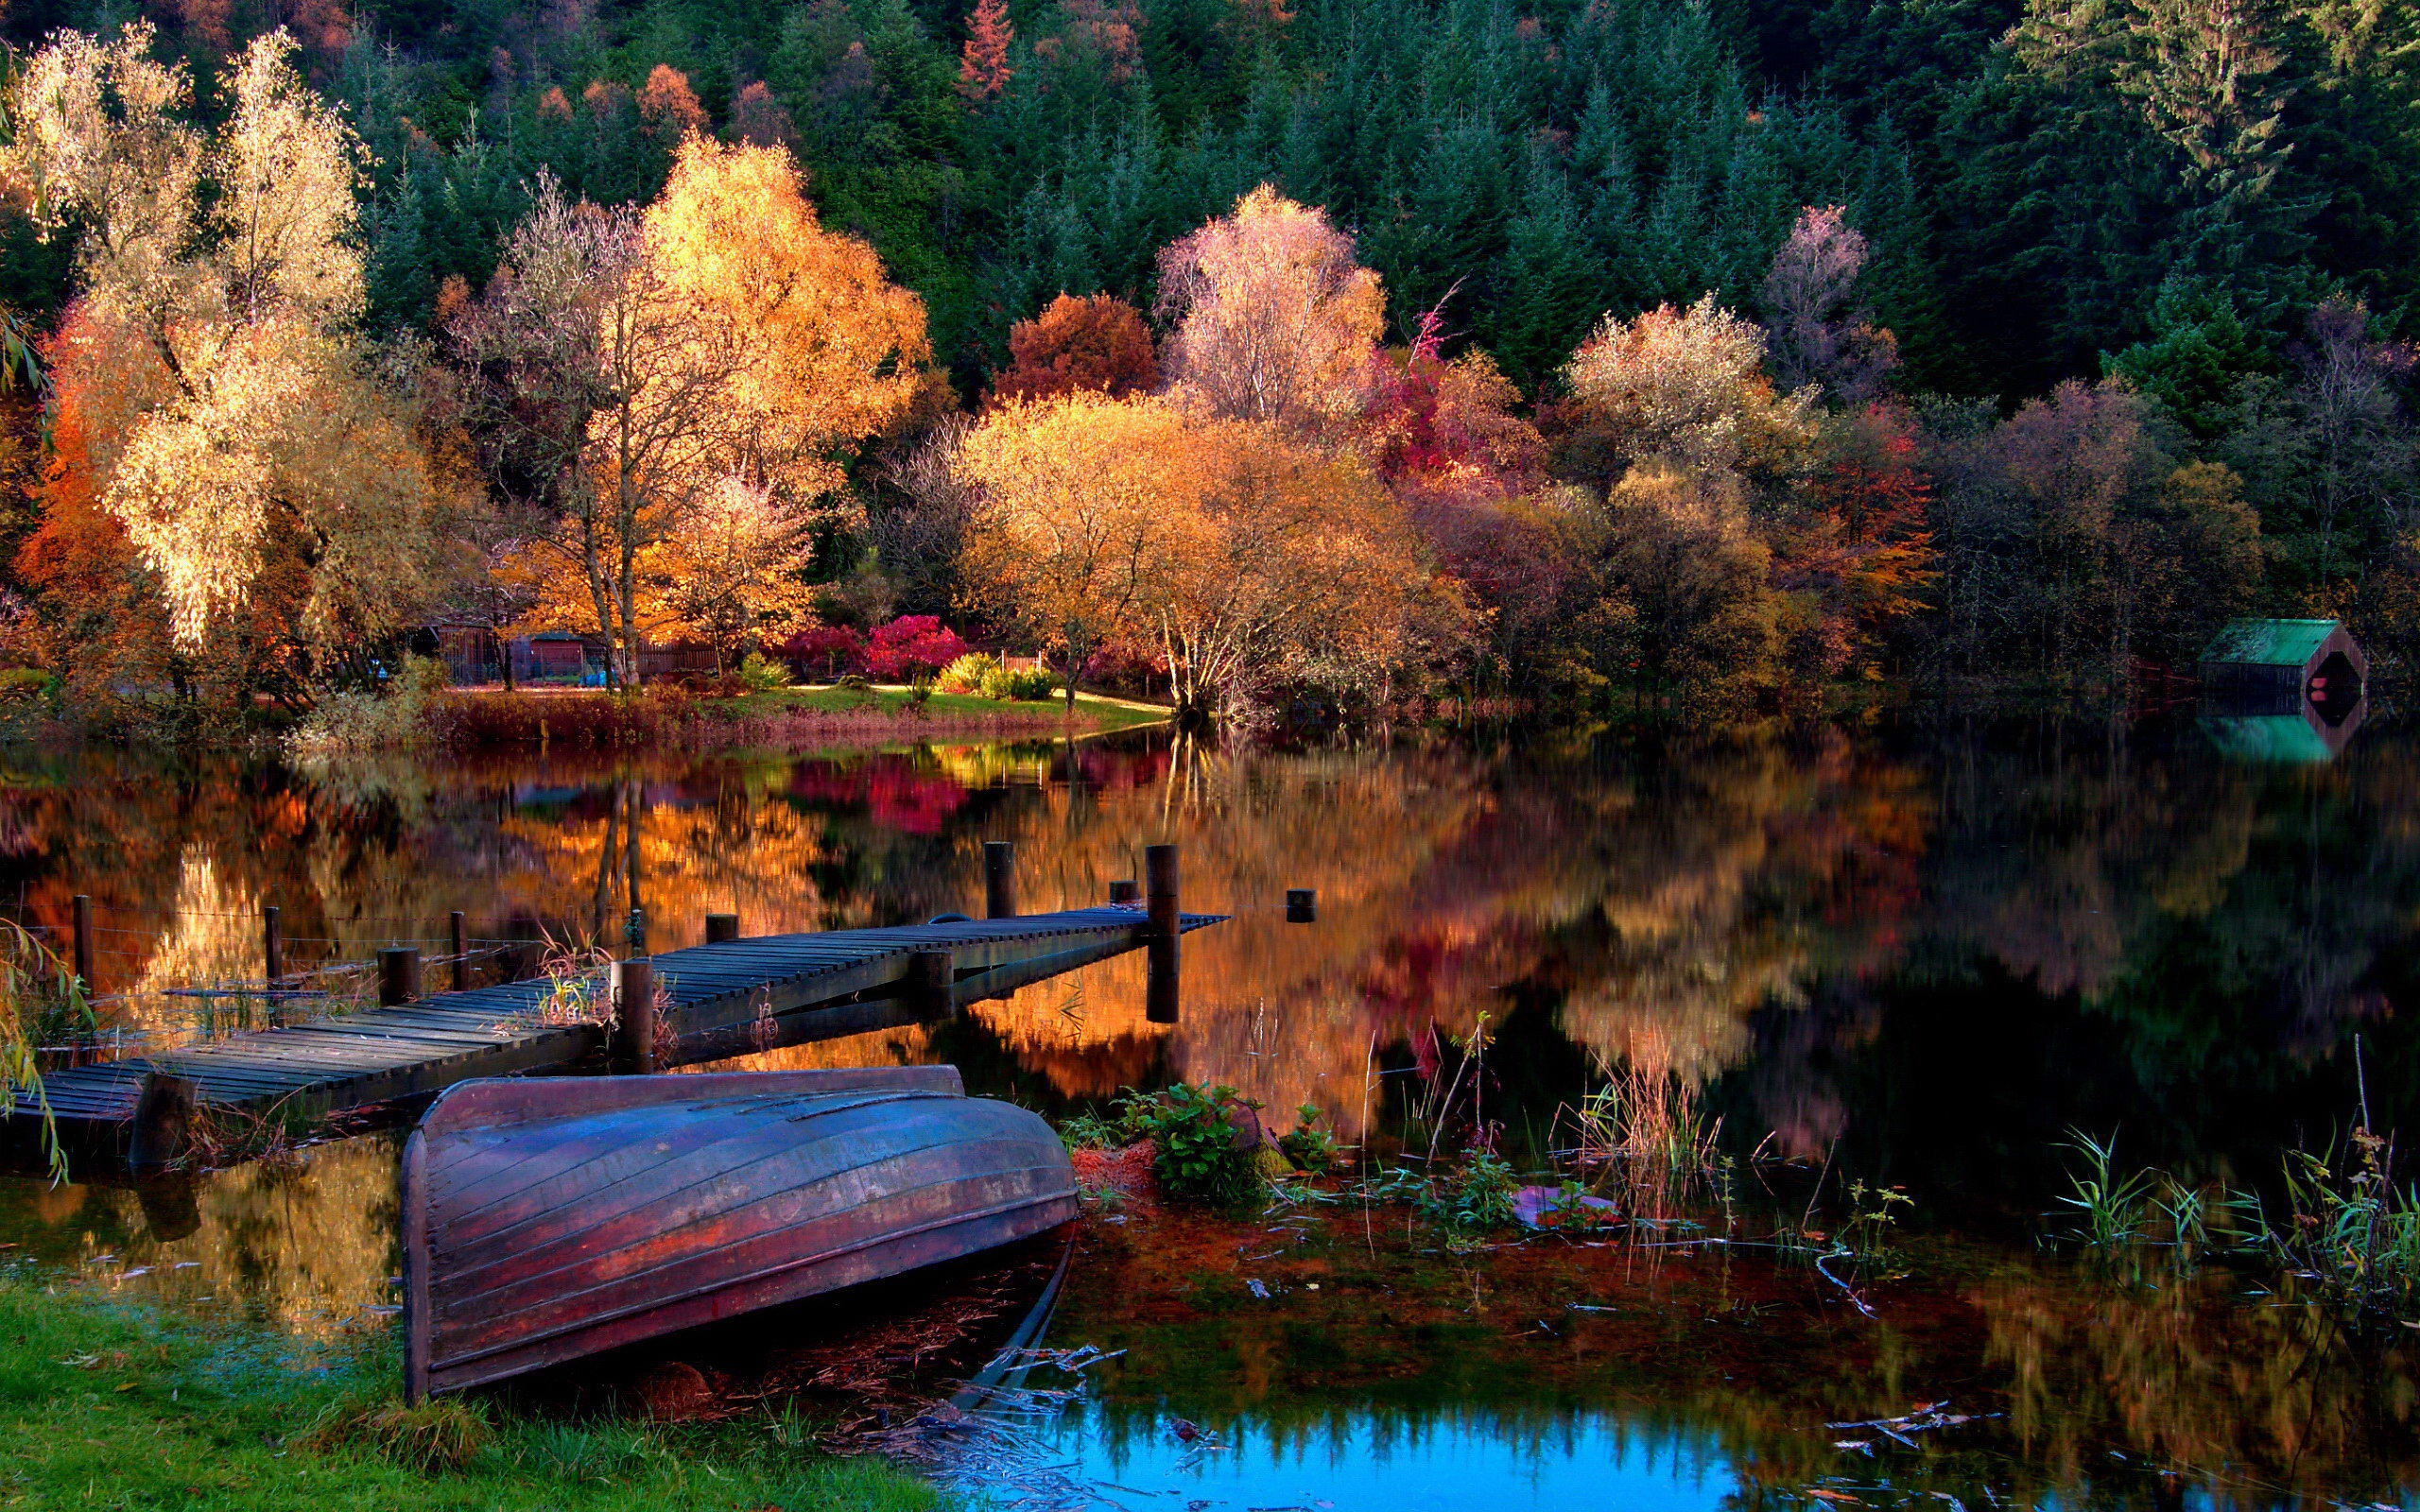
<box><xmin>1560</xmin><ymin>1060</ymin><xmax>1729</xmax><ymax>1227</ymax></box>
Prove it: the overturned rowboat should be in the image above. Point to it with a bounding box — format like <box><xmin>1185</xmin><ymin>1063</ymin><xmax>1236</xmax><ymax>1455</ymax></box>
<box><xmin>401</xmin><ymin>1067</ymin><xmax>1078</xmax><ymax>1400</ymax></box>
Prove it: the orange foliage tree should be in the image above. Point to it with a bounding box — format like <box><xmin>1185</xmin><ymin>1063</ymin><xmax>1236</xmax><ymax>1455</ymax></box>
<box><xmin>1770</xmin><ymin>404</ymin><xmax>1938</xmax><ymax>681</ymax></box>
<box><xmin>991</xmin><ymin>294</ymin><xmax>1158</xmax><ymax>404</ymax></box>
<box><xmin>959</xmin><ymin>0</ymin><xmax>1015</xmax><ymax>100</ymax></box>
<box><xmin>453</xmin><ymin>139</ymin><xmax>930</xmax><ymax>684</ymax></box>
<box><xmin>959</xmin><ymin>392</ymin><xmax>1466</xmax><ymax>719</ymax></box>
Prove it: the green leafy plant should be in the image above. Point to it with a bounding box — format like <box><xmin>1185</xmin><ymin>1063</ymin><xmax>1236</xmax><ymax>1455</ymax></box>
<box><xmin>735</xmin><ymin>651</ymin><xmax>788</xmax><ymax>694</ymax></box>
<box><xmin>1119</xmin><ymin>1082</ymin><xmax>1265</xmax><ymax>1208</ymax></box>
<box><xmin>1058</xmin><ymin>1108</ymin><xmax>1127</xmax><ymax>1150</ymax></box>
<box><xmin>1419</xmin><ymin>1145</ymin><xmax>1519</xmax><ymax>1231</ymax></box>
<box><xmin>1276</xmin><ymin>1102</ymin><xmax>1340</xmax><ymax>1176</ymax></box>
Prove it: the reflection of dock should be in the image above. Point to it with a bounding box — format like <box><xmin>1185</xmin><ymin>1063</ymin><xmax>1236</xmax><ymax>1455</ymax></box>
<box><xmin>8</xmin><ymin>905</ymin><xmax>1220</xmax><ymax>1160</ymax></box>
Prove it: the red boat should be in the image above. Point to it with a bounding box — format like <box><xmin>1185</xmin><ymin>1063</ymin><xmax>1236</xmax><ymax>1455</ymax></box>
<box><xmin>401</xmin><ymin>1067</ymin><xmax>1078</xmax><ymax>1399</ymax></box>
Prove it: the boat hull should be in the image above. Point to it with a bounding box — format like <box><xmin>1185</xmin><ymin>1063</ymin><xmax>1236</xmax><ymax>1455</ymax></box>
<box><xmin>402</xmin><ymin>1069</ymin><xmax>1078</xmax><ymax>1399</ymax></box>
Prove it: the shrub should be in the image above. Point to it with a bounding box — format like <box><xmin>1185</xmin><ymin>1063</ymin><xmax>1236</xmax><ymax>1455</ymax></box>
<box><xmin>935</xmin><ymin>652</ymin><xmax>999</xmax><ymax>694</ymax></box>
<box><xmin>978</xmin><ymin>664</ymin><xmax>1058</xmax><ymax>701</ymax></box>
<box><xmin>735</xmin><ymin>651</ymin><xmax>788</xmax><ymax>694</ymax></box>
<box><xmin>1119</xmin><ymin>1082</ymin><xmax>1267</xmax><ymax>1208</ymax></box>
<box><xmin>781</xmin><ymin>623</ymin><xmax>862</xmax><ymax>679</ymax></box>
<box><xmin>863</xmin><ymin>616</ymin><xmax>971</xmax><ymax>681</ymax></box>
<box><xmin>289</xmin><ymin>655</ymin><xmax>448</xmax><ymax>754</ymax></box>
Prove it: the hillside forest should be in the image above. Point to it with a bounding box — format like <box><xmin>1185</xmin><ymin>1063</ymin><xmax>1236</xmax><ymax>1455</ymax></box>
<box><xmin>0</xmin><ymin>0</ymin><xmax>2414</xmax><ymax>730</ymax></box>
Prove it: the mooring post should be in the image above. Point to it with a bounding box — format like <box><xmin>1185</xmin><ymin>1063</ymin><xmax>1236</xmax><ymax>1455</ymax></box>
<box><xmin>705</xmin><ymin>912</ymin><xmax>740</xmax><ymax>944</ymax></box>
<box><xmin>449</xmin><ymin>911</ymin><xmax>469</xmax><ymax>993</ymax></box>
<box><xmin>984</xmin><ymin>841</ymin><xmax>1017</xmax><ymax>919</ymax></box>
<box><xmin>263</xmin><ymin>904</ymin><xmax>285</xmax><ymax>985</ymax></box>
<box><xmin>1144</xmin><ymin>844</ymin><xmax>1180</xmax><ymax>1024</ymax></box>
<box><xmin>614</xmin><ymin>959</ymin><xmax>659</xmax><ymax>1074</ymax></box>
<box><xmin>1287</xmin><ymin>887</ymin><xmax>1318</xmax><ymax>923</ymax></box>
<box><xmin>379</xmin><ymin>946</ymin><xmax>423</xmax><ymax>1006</ymax></box>
<box><xmin>70</xmin><ymin>894</ymin><xmax>94</xmax><ymax>992</ymax></box>
<box><xmin>129</xmin><ymin>1072</ymin><xmax>197</xmax><ymax>1171</ymax></box>
<box><xmin>1108</xmin><ymin>879</ymin><xmax>1140</xmax><ymax>905</ymax></box>
<box><xmin>908</xmin><ymin>949</ymin><xmax>956</xmax><ymax>1019</ymax></box>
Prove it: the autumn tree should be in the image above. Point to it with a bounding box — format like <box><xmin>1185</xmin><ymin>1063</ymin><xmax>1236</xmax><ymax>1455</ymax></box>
<box><xmin>1</xmin><ymin>26</ymin><xmax>457</xmax><ymax>701</ymax></box>
<box><xmin>1157</xmin><ymin>186</ymin><xmax>1384</xmax><ymax>436</ymax></box>
<box><xmin>959</xmin><ymin>0</ymin><xmax>1015</xmax><ymax>100</ymax></box>
<box><xmin>641</xmin><ymin>477</ymin><xmax>822</xmax><ymax>668</ymax></box>
<box><xmin>1599</xmin><ymin>462</ymin><xmax>1780</xmax><ymax>712</ymax></box>
<box><xmin>1768</xmin><ymin>404</ymin><xmax>1939</xmax><ymax>683</ymax></box>
<box><xmin>451</xmin><ymin>139</ymin><xmax>930</xmax><ymax>685</ymax></box>
<box><xmin>1760</xmin><ymin>206</ymin><xmax>1899</xmax><ymax>404</ymax></box>
<box><xmin>957</xmin><ymin>392</ymin><xmax>1208</xmax><ymax>706</ymax></box>
<box><xmin>1558</xmin><ymin>295</ymin><xmax>1815</xmax><ymax>495</ymax></box>
<box><xmin>992</xmin><ymin>294</ymin><xmax>1158</xmax><ymax>404</ymax></box>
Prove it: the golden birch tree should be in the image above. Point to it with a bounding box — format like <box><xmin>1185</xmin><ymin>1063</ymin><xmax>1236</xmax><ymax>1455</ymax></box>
<box><xmin>1</xmin><ymin>26</ymin><xmax>455</xmax><ymax>686</ymax></box>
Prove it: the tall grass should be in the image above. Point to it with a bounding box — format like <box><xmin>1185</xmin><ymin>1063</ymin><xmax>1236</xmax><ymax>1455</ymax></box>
<box><xmin>1559</xmin><ymin>1061</ymin><xmax>1730</xmax><ymax>1226</ymax></box>
<box><xmin>2055</xmin><ymin>1125</ymin><xmax>2420</xmax><ymax>1318</ymax></box>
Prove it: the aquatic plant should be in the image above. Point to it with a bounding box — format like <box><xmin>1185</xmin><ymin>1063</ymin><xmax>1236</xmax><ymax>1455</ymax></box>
<box><xmin>1560</xmin><ymin>1061</ymin><xmax>1728</xmax><ymax>1225</ymax></box>
<box><xmin>2237</xmin><ymin>1128</ymin><xmax>2420</xmax><ymax>1319</ymax></box>
<box><xmin>1118</xmin><ymin>1082</ymin><xmax>1268</xmax><ymax>1209</ymax></box>
<box><xmin>1417</xmin><ymin>1144</ymin><xmax>1520</xmax><ymax>1232</ymax></box>
<box><xmin>1276</xmin><ymin>1102</ymin><xmax>1340</xmax><ymax>1177</ymax></box>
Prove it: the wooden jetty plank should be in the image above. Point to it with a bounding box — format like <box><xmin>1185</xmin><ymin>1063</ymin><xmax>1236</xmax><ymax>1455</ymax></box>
<box><xmin>9</xmin><ymin>907</ymin><xmax>1224</xmax><ymax>1154</ymax></box>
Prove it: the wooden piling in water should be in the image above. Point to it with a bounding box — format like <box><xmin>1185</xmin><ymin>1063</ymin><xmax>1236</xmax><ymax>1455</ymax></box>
<box><xmin>379</xmin><ymin>947</ymin><xmax>423</xmax><ymax>1006</ymax></box>
<box><xmin>450</xmin><ymin>912</ymin><xmax>470</xmax><ymax>992</ymax></box>
<box><xmin>908</xmin><ymin>950</ymin><xmax>956</xmax><ymax>1019</ymax></box>
<box><xmin>1287</xmin><ymin>887</ymin><xmax>1318</xmax><ymax>923</ymax></box>
<box><xmin>705</xmin><ymin>913</ymin><xmax>740</xmax><ymax>944</ymax></box>
<box><xmin>1109</xmin><ymin>879</ymin><xmax>1139</xmax><ymax>905</ymax></box>
<box><xmin>1145</xmin><ymin>845</ymin><xmax>1180</xmax><ymax>1024</ymax></box>
<box><xmin>263</xmin><ymin>905</ymin><xmax>285</xmax><ymax>985</ymax></box>
<box><xmin>71</xmin><ymin>894</ymin><xmax>94</xmax><ymax>991</ymax></box>
<box><xmin>614</xmin><ymin>959</ymin><xmax>658</xmax><ymax>1074</ymax></box>
<box><xmin>984</xmin><ymin>841</ymin><xmax>1017</xmax><ymax>919</ymax></box>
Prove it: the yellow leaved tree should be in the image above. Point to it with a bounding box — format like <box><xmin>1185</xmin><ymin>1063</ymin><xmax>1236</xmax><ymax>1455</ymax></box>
<box><xmin>1</xmin><ymin>26</ymin><xmax>457</xmax><ymax>691</ymax></box>
<box><xmin>454</xmin><ymin>138</ymin><xmax>929</xmax><ymax>685</ymax></box>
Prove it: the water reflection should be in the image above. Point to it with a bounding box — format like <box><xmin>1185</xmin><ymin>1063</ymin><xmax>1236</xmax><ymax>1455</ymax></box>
<box><xmin>0</xmin><ymin>718</ymin><xmax>2416</xmax><ymax>1505</ymax></box>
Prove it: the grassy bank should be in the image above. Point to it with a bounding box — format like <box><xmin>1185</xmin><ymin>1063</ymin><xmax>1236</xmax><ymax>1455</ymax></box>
<box><xmin>0</xmin><ymin>1279</ymin><xmax>939</xmax><ymax>1512</ymax></box>
<box><xmin>415</xmin><ymin>683</ymin><xmax>1168</xmax><ymax>751</ymax></box>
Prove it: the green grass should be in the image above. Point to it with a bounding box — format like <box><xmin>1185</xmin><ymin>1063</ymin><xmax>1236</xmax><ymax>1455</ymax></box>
<box><xmin>730</xmin><ymin>684</ymin><xmax>1170</xmax><ymax>731</ymax></box>
<box><xmin>0</xmin><ymin>1280</ymin><xmax>942</xmax><ymax>1511</ymax></box>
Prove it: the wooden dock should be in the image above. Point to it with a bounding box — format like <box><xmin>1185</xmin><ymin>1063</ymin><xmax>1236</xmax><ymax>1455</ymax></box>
<box><xmin>7</xmin><ymin>906</ymin><xmax>1222</xmax><ymax>1156</ymax></box>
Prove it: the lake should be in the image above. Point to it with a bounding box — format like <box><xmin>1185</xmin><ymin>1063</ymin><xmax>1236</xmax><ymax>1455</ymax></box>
<box><xmin>1</xmin><ymin>710</ymin><xmax>2414</xmax><ymax>1509</ymax></box>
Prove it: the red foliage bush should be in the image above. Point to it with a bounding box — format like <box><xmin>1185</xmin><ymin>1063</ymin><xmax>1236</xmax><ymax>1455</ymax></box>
<box><xmin>862</xmin><ymin>616</ymin><xmax>971</xmax><ymax>680</ymax></box>
<box><xmin>781</xmin><ymin>623</ymin><xmax>864</xmax><ymax>679</ymax></box>
<box><xmin>429</xmin><ymin>689</ymin><xmax>691</xmax><ymax>747</ymax></box>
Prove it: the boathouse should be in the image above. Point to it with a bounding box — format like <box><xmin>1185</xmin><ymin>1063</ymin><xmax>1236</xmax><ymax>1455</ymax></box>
<box><xmin>2198</xmin><ymin>618</ymin><xmax>2365</xmax><ymax>713</ymax></box>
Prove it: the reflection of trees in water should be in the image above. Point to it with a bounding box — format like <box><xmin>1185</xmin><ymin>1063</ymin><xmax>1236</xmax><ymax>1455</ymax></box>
<box><xmin>2</xmin><ymin>725</ymin><xmax>2415</xmax><ymax>1159</ymax></box>
<box><xmin>0</xmin><ymin>1135</ymin><xmax>401</xmax><ymax>1340</ymax></box>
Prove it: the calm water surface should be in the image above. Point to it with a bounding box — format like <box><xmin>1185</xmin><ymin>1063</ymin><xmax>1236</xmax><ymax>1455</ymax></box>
<box><xmin>2</xmin><ymin>712</ymin><xmax>2416</xmax><ymax>1509</ymax></box>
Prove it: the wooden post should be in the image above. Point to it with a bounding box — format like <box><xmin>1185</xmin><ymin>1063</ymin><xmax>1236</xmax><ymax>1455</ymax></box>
<box><xmin>984</xmin><ymin>841</ymin><xmax>1017</xmax><ymax>919</ymax></box>
<box><xmin>1145</xmin><ymin>845</ymin><xmax>1179</xmax><ymax>1024</ymax></box>
<box><xmin>449</xmin><ymin>912</ymin><xmax>469</xmax><ymax>993</ymax></box>
<box><xmin>614</xmin><ymin>959</ymin><xmax>658</xmax><ymax>1074</ymax></box>
<box><xmin>1286</xmin><ymin>887</ymin><xmax>1318</xmax><ymax>923</ymax></box>
<box><xmin>263</xmin><ymin>905</ymin><xmax>285</xmax><ymax>985</ymax></box>
<box><xmin>1108</xmin><ymin>879</ymin><xmax>1140</xmax><ymax>906</ymax></box>
<box><xmin>71</xmin><ymin>894</ymin><xmax>94</xmax><ymax>992</ymax></box>
<box><xmin>129</xmin><ymin>1072</ymin><xmax>197</xmax><ymax>1170</ymax></box>
<box><xmin>705</xmin><ymin>913</ymin><xmax>740</xmax><ymax>944</ymax></box>
<box><xmin>378</xmin><ymin>947</ymin><xmax>423</xmax><ymax>1006</ymax></box>
<box><xmin>908</xmin><ymin>950</ymin><xmax>956</xmax><ymax>1019</ymax></box>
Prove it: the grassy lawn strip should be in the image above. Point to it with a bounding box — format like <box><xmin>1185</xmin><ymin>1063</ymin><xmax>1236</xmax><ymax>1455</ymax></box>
<box><xmin>729</xmin><ymin>685</ymin><xmax>1170</xmax><ymax>732</ymax></box>
<box><xmin>0</xmin><ymin>1280</ymin><xmax>939</xmax><ymax>1512</ymax></box>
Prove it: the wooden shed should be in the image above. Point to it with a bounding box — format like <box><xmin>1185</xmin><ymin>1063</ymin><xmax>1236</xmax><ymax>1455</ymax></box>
<box><xmin>2198</xmin><ymin>618</ymin><xmax>2365</xmax><ymax>716</ymax></box>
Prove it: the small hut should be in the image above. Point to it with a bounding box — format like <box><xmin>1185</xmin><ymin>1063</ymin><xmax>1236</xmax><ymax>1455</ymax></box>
<box><xmin>2199</xmin><ymin>618</ymin><xmax>2365</xmax><ymax>714</ymax></box>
